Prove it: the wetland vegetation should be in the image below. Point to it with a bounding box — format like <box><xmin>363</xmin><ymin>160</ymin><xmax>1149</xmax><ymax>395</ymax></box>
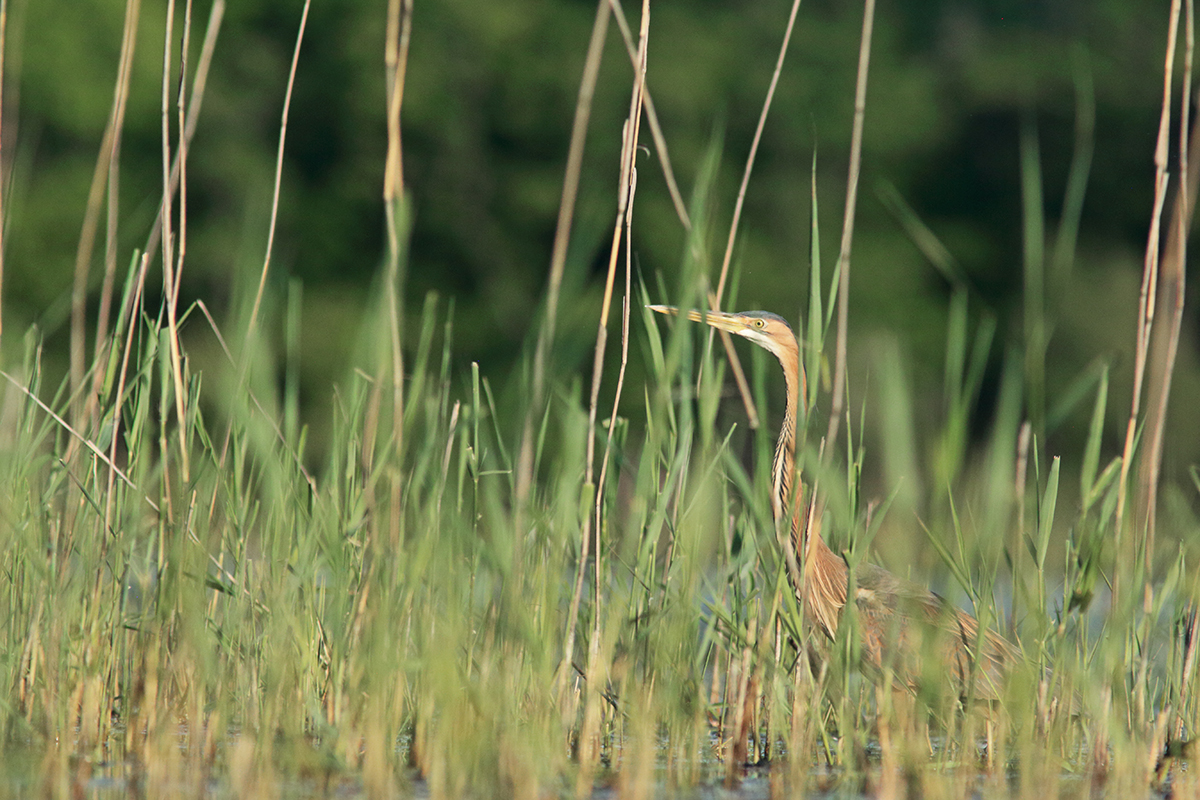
<box><xmin>0</xmin><ymin>0</ymin><xmax>1197</xmax><ymax>796</ymax></box>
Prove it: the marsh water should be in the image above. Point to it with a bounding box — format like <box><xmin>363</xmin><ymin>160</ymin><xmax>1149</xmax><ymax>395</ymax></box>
<box><xmin>7</xmin><ymin>737</ymin><xmax>1116</xmax><ymax>800</ymax></box>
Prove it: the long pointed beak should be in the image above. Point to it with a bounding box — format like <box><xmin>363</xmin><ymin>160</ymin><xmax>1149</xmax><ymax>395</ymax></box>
<box><xmin>647</xmin><ymin>304</ymin><xmax>744</xmax><ymax>333</ymax></box>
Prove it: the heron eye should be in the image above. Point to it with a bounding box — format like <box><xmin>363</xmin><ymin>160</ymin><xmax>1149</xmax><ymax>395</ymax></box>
<box><xmin>755</xmin><ymin>319</ymin><xmax>765</xmax><ymax>329</ymax></box>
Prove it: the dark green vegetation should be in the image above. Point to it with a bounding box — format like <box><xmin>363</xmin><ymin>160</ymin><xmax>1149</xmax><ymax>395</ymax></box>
<box><xmin>0</xmin><ymin>0</ymin><xmax>1198</xmax><ymax>796</ymax></box>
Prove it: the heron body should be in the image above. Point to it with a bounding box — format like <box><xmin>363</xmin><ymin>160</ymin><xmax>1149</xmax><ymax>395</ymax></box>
<box><xmin>648</xmin><ymin>305</ymin><xmax>1014</xmax><ymax>699</ymax></box>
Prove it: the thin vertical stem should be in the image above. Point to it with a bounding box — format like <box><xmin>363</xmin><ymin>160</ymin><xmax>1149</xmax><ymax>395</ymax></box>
<box><xmin>91</xmin><ymin>0</ymin><xmax>143</xmax><ymax>404</ymax></box>
<box><xmin>560</xmin><ymin>0</ymin><xmax>647</xmax><ymax>702</ymax></box>
<box><xmin>382</xmin><ymin>0</ymin><xmax>413</xmax><ymax>547</ymax></box>
<box><xmin>712</xmin><ymin>0</ymin><xmax>803</xmax><ymax>308</ymax></box>
<box><xmin>824</xmin><ymin>0</ymin><xmax>876</xmax><ymax>454</ymax></box>
<box><xmin>159</xmin><ymin>0</ymin><xmax>183</xmax><ymax>498</ymax></box>
<box><xmin>1020</xmin><ymin>120</ymin><xmax>1046</xmax><ymax>436</ymax></box>
<box><xmin>216</xmin><ymin>0</ymin><xmax>308</xmax><ymax>485</ymax></box>
<box><xmin>246</xmin><ymin>0</ymin><xmax>311</xmax><ymax>344</ymax></box>
<box><xmin>0</xmin><ymin>0</ymin><xmax>6</xmax><ymax>350</ymax></box>
<box><xmin>594</xmin><ymin>1</ymin><xmax>647</xmax><ymax>648</ymax></box>
<box><xmin>605</xmin><ymin>0</ymin><xmax>688</xmax><ymax>229</ymax></box>
<box><xmin>1116</xmin><ymin>0</ymin><xmax>1182</xmax><ymax>602</ymax></box>
<box><xmin>1139</xmin><ymin>0</ymin><xmax>1195</xmax><ymax>568</ymax></box>
<box><xmin>70</xmin><ymin>0</ymin><xmax>143</xmax><ymax>425</ymax></box>
<box><xmin>703</xmin><ymin>0</ymin><xmax>805</xmax><ymax>434</ymax></box>
<box><xmin>518</xmin><ymin>0</ymin><xmax>610</xmax><ymax>527</ymax></box>
<box><xmin>103</xmin><ymin>254</ymin><xmax>154</xmax><ymax>538</ymax></box>
<box><xmin>164</xmin><ymin>0</ymin><xmax>193</xmax><ymax>482</ymax></box>
<box><xmin>142</xmin><ymin>1</ymin><xmax>225</xmax><ymax>267</ymax></box>
<box><xmin>609</xmin><ymin>0</ymin><xmax>763</xmax><ymax>429</ymax></box>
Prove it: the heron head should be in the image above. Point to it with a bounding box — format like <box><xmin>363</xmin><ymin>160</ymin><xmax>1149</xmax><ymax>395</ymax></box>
<box><xmin>647</xmin><ymin>305</ymin><xmax>798</xmax><ymax>361</ymax></box>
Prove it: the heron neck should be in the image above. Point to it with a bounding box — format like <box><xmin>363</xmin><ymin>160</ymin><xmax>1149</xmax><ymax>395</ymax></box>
<box><xmin>768</xmin><ymin>334</ymin><xmax>847</xmax><ymax>633</ymax></box>
<box><xmin>770</xmin><ymin>341</ymin><xmax>804</xmax><ymax>547</ymax></box>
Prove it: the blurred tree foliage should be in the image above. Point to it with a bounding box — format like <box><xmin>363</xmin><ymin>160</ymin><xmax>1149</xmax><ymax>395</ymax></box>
<box><xmin>6</xmin><ymin>0</ymin><xmax>1199</xmax><ymax>482</ymax></box>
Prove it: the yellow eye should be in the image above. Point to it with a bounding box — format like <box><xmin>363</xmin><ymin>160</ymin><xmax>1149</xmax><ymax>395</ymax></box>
<box><xmin>754</xmin><ymin>319</ymin><xmax>765</xmax><ymax>329</ymax></box>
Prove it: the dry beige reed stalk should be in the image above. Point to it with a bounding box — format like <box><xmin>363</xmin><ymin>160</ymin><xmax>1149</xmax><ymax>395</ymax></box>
<box><xmin>70</xmin><ymin>0</ymin><xmax>141</xmax><ymax>426</ymax></box>
<box><xmin>554</xmin><ymin>0</ymin><xmax>617</xmax><ymax>707</ymax></box>
<box><xmin>1138</xmin><ymin>0</ymin><xmax>1195</xmax><ymax>561</ymax></box>
<box><xmin>0</xmin><ymin>0</ymin><xmax>7</xmax><ymax>347</ymax></box>
<box><xmin>824</xmin><ymin>0</ymin><xmax>875</xmax><ymax>456</ymax></box>
<box><xmin>1116</xmin><ymin>0</ymin><xmax>1184</xmax><ymax>604</ymax></box>
<box><xmin>519</xmin><ymin>0</ymin><xmax>611</xmax><ymax>542</ymax></box>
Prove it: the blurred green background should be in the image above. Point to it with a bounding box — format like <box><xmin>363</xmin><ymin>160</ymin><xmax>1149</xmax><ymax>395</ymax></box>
<box><xmin>5</xmin><ymin>0</ymin><xmax>1198</xmax><ymax>514</ymax></box>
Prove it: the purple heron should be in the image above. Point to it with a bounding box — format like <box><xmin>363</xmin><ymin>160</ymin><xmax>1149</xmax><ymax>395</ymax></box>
<box><xmin>648</xmin><ymin>305</ymin><xmax>1015</xmax><ymax>700</ymax></box>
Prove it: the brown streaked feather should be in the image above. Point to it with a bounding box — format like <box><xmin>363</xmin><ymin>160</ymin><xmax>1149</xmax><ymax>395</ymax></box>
<box><xmin>648</xmin><ymin>304</ymin><xmax>1019</xmax><ymax>701</ymax></box>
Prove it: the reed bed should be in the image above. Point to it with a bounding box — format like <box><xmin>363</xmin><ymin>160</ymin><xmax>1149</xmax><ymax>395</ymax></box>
<box><xmin>0</xmin><ymin>0</ymin><xmax>1197</xmax><ymax>797</ymax></box>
